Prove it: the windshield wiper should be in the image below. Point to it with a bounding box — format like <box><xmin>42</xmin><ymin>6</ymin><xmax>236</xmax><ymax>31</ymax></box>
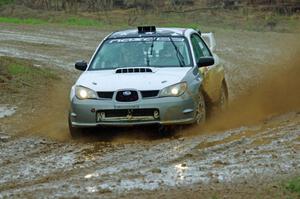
<box><xmin>146</xmin><ymin>37</ymin><xmax>158</xmax><ymax>66</ymax></box>
<box><xmin>169</xmin><ymin>37</ymin><xmax>185</xmax><ymax>67</ymax></box>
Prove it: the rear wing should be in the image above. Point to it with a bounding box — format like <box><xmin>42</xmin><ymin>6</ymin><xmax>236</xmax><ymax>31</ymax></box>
<box><xmin>201</xmin><ymin>32</ymin><xmax>216</xmax><ymax>52</ymax></box>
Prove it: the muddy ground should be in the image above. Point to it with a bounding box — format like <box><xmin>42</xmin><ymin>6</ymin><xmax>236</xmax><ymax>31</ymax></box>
<box><xmin>0</xmin><ymin>24</ymin><xmax>299</xmax><ymax>198</ymax></box>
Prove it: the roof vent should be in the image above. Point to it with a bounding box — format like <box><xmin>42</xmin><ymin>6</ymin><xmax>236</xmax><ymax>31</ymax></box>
<box><xmin>138</xmin><ymin>26</ymin><xmax>156</xmax><ymax>34</ymax></box>
<box><xmin>115</xmin><ymin>67</ymin><xmax>153</xmax><ymax>74</ymax></box>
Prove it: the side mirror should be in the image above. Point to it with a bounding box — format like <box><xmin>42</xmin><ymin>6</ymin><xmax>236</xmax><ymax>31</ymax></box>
<box><xmin>197</xmin><ymin>57</ymin><xmax>214</xmax><ymax>68</ymax></box>
<box><xmin>75</xmin><ymin>61</ymin><xmax>87</xmax><ymax>71</ymax></box>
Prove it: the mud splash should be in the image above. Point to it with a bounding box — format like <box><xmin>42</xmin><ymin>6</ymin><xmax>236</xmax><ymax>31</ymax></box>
<box><xmin>202</xmin><ymin>47</ymin><xmax>300</xmax><ymax>132</ymax></box>
<box><xmin>19</xmin><ymin>78</ymin><xmax>72</xmax><ymax>141</ymax></box>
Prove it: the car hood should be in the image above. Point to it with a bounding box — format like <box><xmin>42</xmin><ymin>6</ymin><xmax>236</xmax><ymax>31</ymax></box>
<box><xmin>76</xmin><ymin>67</ymin><xmax>191</xmax><ymax>91</ymax></box>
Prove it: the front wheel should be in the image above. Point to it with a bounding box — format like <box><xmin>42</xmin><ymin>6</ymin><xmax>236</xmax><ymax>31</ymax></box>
<box><xmin>68</xmin><ymin>114</ymin><xmax>83</xmax><ymax>138</ymax></box>
<box><xmin>158</xmin><ymin>125</ymin><xmax>176</xmax><ymax>137</ymax></box>
<box><xmin>195</xmin><ymin>90</ymin><xmax>206</xmax><ymax>125</ymax></box>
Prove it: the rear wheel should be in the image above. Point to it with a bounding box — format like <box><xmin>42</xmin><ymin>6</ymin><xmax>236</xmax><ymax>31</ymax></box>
<box><xmin>68</xmin><ymin>114</ymin><xmax>83</xmax><ymax>138</ymax></box>
<box><xmin>195</xmin><ymin>90</ymin><xmax>206</xmax><ymax>125</ymax></box>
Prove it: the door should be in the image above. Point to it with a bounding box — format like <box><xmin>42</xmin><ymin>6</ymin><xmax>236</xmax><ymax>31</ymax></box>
<box><xmin>191</xmin><ymin>33</ymin><xmax>224</xmax><ymax>103</ymax></box>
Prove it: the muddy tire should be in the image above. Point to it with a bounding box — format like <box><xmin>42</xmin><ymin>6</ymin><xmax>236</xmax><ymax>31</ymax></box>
<box><xmin>217</xmin><ymin>81</ymin><xmax>229</xmax><ymax>111</ymax></box>
<box><xmin>68</xmin><ymin>114</ymin><xmax>83</xmax><ymax>138</ymax></box>
<box><xmin>158</xmin><ymin>125</ymin><xmax>175</xmax><ymax>137</ymax></box>
<box><xmin>195</xmin><ymin>90</ymin><xmax>206</xmax><ymax>125</ymax></box>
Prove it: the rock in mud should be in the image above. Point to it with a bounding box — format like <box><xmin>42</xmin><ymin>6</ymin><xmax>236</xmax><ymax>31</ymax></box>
<box><xmin>151</xmin><ymin>168</ymin><xmax>162</xmax><ymax>173</ymax></box>
<box><xmin>212</xmin><ymin>178</ymin><xmax>220</xmax><ymax>184</ymax></box>
<box><xmin>0</xmin><ymin>132</ymin><xmax>11</xmax><ymax>142</ymax></box>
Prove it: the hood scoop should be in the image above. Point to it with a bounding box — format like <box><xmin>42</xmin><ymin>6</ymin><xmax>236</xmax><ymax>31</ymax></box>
<box><xmin>115</xmin><ymin>67</ymin><xmax>153</xmax><ymax>74</ymax></box>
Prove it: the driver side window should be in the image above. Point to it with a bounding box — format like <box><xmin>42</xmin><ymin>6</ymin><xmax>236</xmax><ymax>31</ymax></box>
<box><xmin>191</xmin><ymin>34</ymin><xmax>212</xmax><ymax>63</ymax></box>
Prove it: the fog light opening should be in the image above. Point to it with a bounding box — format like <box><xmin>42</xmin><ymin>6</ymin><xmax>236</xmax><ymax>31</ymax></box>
<box><xmin>154</xmin><ymin>110</ymin><xmax>160</xmax><ymax>119</ymax></box>
<box><xmin>97</xmin><ymin>112</ymin><xmax>105</xmax><ymax>121</ymax></box>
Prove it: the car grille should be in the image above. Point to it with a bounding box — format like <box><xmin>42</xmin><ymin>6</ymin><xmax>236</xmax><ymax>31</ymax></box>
<box><xmin>97</xmin><ymin>92</ymin><xmax>114</xmax><ymax>99</ymax></box>
<box><xmin>96</xmin><ymin>90</ymin><xmax>159</xmax><ymax>100</ymax></box>
<box><xmin>104</xmin><ymin>109</ymin><xmax>158</xmax><ymax>118</ymax></box>
<box><xmin>116</xmin><ymin>90</ymin><xmax>139</xmax><ymax>102</ymax></box>
<box><xmin>96</xmin><ymin>109</ymin><xmax>159</xmax><ymax>122</ymax></box>
<box><xmin>141</xmin><ymin>90</ymin><xmax>159</xmax><ymax>98</ymax></box>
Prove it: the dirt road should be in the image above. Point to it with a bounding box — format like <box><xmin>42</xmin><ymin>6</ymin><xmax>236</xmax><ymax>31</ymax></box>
<box><xmin>0</xmin><ymin>24</ymin><xmax>299</xmax><ymax>198</ymax></box>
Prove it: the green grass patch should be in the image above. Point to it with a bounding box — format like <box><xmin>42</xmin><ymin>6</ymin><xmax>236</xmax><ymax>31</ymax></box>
<box><xmin>7</xmin><ymin>62</ymin><xmax>58</xmax><ymax>79</ymax></box>
<box><xmin>8</xmin><ymin>63</ymin><xmax>34</xmax><ymax>75</ymax></box>
<box><xmin>285</xmin><ymin>177</ymin><xmax>300</xmax><ymax>195</ymax></box>
<box><xmin>0</xmin><ymin>57</ymin><xmax>59</xmax><ymax>87</ymax></box>
<box><xmin>63</xmin><ymin>16</ymin><xmax>104</xmax><ymax>27</ymax></box>
<box><xmin>0</xmin><ymin>0</ymin><xmax>14</xmax><ymax>7</ymax></box>
<box><xmin>0</xmin><ymin>17</ymin><xmax>45</xmax><ymax>25</ymax></box>
<box><xmin>0</xmin><ymin>9</ymin><xmax>299</xmax><ymax>32</ymax></box>
<box><xmin>0</xmin><ymin>16</ymin><xmax>104</xmax><ymax>27</ymax></box>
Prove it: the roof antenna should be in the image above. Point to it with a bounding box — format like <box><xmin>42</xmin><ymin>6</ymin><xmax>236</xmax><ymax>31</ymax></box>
<box><xmin>196</xmin><ymin>29</ymin><xmax>201</xmax><ymax>36</ymax></box>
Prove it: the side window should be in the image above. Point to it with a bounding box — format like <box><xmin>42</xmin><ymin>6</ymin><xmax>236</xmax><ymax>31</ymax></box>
<box><xmin>191</xmin><ymin>35</ymin><xmax>202</xmax><ymax>62</ymax></box>
<box><xmin>191</xmin><ymin>34</ymin><xmax>212</xmax><ymax>62</ymax></box>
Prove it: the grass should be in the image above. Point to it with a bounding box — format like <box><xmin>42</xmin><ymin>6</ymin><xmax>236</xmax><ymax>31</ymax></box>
<box><xmin>7</xmin><ymin>63</ymin><xmax>58</xmax><ymax>80</ymax></box>
<box><xmin>0</xmin><ymin>16</ymin><xmax>104</xmax><ymax>27</ymax></box>
<box><xmin>0</xmin><ymin>57</ymin><xmax>59</xmax><ymax>87</ymax></box>
<box><xmin>0</xmin><ymin>5</ymin><xmax>299</xmax><ymax>36</ymax></box>
<box><xmin>0</xmin><ymin>0</ymin><xmax>14</xmax><ymax>7</ymax></box>
<box><xmin>62</xmin><ymin>16</ymin><xmax>104</xmax><ymax>27</ymax></box>
<box><xmin>0</xmin><ymin>17</ymin><xmax>46</xmax><ymax>25</ymax></box>
<box><xmin>7</xmin><ymin>63</ymin><xmax>34</xmax><ymax>75</ymax></box>
<box><xmin>0</xmin><ymin>7</ymin><xmax>299</xmax><ymax>32</ymax></box>
<box><xmin>285</xmin><ymin>177</ymin><xmax>300</xmax><ymax>195</ymax></box>
<box><xmin>0</xmin><ymin>14</ymin><xmax>208</xmax><ymax>33</ymax></box>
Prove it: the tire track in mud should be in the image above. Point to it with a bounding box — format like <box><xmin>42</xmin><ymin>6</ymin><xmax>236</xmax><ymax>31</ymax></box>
<box><xmin>0</xmin><ymin>24</ymin><xmax>300</xmax><ymax>197</ymax></box>
<box><xmin>1</xmin><ymin>113</ymin><xmax>299</xmax><ymax>197</ymax></box>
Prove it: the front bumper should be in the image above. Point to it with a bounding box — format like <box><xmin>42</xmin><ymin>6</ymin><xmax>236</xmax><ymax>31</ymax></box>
<box><xmin>70</xmin><ymin>93</ymin><xmax>198</xmax><ymax>127</ymax></box>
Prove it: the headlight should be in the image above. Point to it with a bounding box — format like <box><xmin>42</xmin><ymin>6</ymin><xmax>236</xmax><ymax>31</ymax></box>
<box><xmin>75</xmin><ymin>86</ymin><xmax>98</xmax><ymax>100</ymax></box>
<box><xmin>160</xmin><ymin>82</ymin><xmax>187</xmax><ymax>97</ymax></box>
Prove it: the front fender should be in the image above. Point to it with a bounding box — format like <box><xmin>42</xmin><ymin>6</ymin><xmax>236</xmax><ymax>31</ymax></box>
<box><xmin>70</xmin><ymin>85</ymin><xmax>76</xmax><ymax>101</ymax></box>
<box><xmin>200</xmin><ymin>60</ymin><xmax>225</xmax><ymax>103</ymax></box>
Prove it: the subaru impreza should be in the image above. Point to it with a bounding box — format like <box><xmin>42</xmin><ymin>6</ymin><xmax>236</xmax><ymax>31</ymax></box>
<box><xmin>69</xmin><ymin>26</ymin><xmax>228</xmax><ymax>137</ymax></box>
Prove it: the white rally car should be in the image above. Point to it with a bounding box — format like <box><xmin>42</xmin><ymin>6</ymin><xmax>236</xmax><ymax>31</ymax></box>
<box><xmin>69</xmin><ymin>26</ymin><xmax>228</xmax><ymax>137</ymax></box>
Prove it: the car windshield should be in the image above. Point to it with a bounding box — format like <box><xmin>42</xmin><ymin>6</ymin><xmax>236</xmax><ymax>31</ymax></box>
<box><xmin>89</xmin><ymin>37</ymin><xmax>192</xmax><ymax>70</ymax></box>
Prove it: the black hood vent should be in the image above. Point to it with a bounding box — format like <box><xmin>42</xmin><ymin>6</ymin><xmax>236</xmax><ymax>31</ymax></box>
<box><xmin>115</xmin><ymin>68</ymin><xmax>153</xmax><ymax>74</ymax></box>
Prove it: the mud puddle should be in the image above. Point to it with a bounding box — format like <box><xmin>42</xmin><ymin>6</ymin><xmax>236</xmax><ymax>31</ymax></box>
<box><xmin>0</xmin><ymin>105</ymin><xmax>16</xmax><ymax>119</ymax></box>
